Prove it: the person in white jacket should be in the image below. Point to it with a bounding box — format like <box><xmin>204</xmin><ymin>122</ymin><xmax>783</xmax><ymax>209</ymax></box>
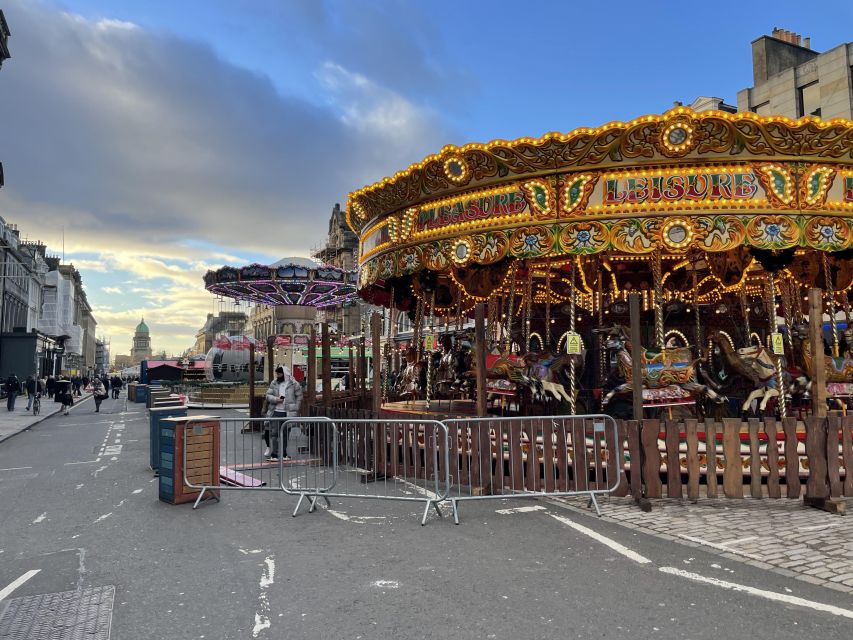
<box><xmin>264</xmin><ymin>365</ymin><xmax>303</xmax><ymax>460</ymax></box>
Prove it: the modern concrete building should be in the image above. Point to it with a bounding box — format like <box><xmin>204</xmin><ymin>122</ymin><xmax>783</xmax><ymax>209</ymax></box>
<box><xmin>130</xmin><ymin>318</ymin><xmax>153</xmax><ymax>363</ymax></box>
<box><xmin>737</xmin><ymin>28</ymin><xmax>853</xmax><ymax>119</ymax></box>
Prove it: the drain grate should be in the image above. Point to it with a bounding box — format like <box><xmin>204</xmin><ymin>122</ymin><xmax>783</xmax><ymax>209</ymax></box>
<box><xmin>0</xmin><ymin>585</ymin><xmax>115</xmax><ymax>639</ymax></box>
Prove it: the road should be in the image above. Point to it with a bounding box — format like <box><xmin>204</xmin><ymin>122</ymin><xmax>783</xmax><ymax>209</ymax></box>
<box><xmin>0</xmin><ymin>397</ymin><xmax>851</xmax><ymax>639</ymax></box>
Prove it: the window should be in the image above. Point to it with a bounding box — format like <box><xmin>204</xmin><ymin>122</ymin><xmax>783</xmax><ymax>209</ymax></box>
<box><xmin>753</xmin><ymin>101</ymin><xmax>771</xmax><ymax>115</ymax></box>
<box><xmin>798</xmin><ymin>81</ymin><xmax>821</xmax><ymax>117</ymax></box>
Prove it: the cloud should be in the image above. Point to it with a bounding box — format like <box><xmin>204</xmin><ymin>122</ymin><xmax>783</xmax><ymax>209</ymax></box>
<box><xmin>0</xmin><ymin>0</ymin><xmax>457</xmax><ymax>355</ymax></box>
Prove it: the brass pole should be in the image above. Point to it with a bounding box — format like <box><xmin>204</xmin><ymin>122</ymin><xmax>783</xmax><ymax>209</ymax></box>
<box><xmin>652</xmin><ymin>249</ymin><xmax>664</xmax><ymax>348</ymax></box>
<box><xmin>739</xmin><ymin>285</ymin><xmax>752</xmax><ymax>347</ymax></box>
<box><xmin>767</xmin><ymin>274</ymin><xmax>786</xmax><ymax>419</ymax></box>
<box><xmin>568</xmin><ymin>264</ymin><xmax>577</xmax><ymax>415</ymax></box>
<box><xmin>823</xmin><ymin>253</ymin><xmax>839</xmax><ymax>358</ymax></box>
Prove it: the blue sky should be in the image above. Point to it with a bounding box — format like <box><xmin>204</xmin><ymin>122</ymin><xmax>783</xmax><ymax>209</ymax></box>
<box><xmin>1</xmin><ymin>0</ymin><xmax>851</xmax><ymax>355</ymax></box>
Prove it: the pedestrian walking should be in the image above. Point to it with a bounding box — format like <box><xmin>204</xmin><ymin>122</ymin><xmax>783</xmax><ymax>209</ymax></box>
<box><xmin>5</xmin><ymin>373</ymin><xmax>21</xmax><ymax>411</ymax></box>
<box><xmin>263</xmin><ymin>365</ymin><xmax>303</xmax><ymax>460</ymax></box>
<box><xmin>110</xmin><ymin>374</ymin><xmax>122</xmax><ymax>399</ymax></box>
<box><xmin>46</xmin><ymin>375</ymin><xmax>56</xmax><ymax>399</ymax></box>
<box><xmin>55</xmin><ymin>376</ymin><xmax>73</xmax><ymax>415</ymax></box>
<box><xmin>25</xmin><ymin>375</ymin><xmax>37</xmax><ymax>411</ymax></box>
<box><xmin>92</xmin><ymin>377</ymin><xmax>106</xmax><ymax>412</ymax></box>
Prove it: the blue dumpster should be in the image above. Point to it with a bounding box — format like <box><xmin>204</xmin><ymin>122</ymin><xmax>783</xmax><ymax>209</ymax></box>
<box><xmin>148</xmin><ymin>405</ymin><xmax>187</xmax><ymax>472</ymax></box>
<box><xmin>135</xmin><ymin>384</ymin><xmax>150</xmax><ymax>405</ymax></box>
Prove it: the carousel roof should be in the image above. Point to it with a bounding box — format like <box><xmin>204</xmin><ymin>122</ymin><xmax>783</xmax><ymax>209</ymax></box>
<box><xmin>345</xmin><ymin>107</ymin><xmax>853</xmax><ymax>302</ymax></box>
<box><xmin>203</xmin><ymin>260</ymin><xmax>358</xmax><ymax>308</ymax></box>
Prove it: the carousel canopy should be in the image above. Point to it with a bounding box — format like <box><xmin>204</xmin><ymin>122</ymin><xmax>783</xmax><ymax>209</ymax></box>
<box><xmin>203</xmin><ymin>257</ymin><xmax>358</xmax><ymax>308</ymax></box>
<box><xmin>347</xmin><ymin>107</ymin><xmax>853</xmax><ymax>312</ymax></box>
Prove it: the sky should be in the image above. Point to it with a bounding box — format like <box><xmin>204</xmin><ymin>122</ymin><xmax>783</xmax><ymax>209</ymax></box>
<box><xmin>1</xmin><ymin>0</ymin><xmax>852</xmax><ymax>356</ymax></box>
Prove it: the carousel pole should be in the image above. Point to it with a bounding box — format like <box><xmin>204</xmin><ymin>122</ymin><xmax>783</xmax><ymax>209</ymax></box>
<box><xmin>505</xmin><ymin>262</ymin><xmax>518</xmax><ymax>352</ymax></box>
<box><xmin>823</xmin><ymin>253</ymin><xmax>839</xmax><ymax>358</ymax></box>
<box><xmin>425</xmin><ymin>290</ymin><xmax>436</xmax><ymax>410</ymax></box>
<box><xmin>739</xmin><ymin>285</ymin><xmax>752</xmax><ymax>346</ymax></box>
<box><xmin>780</xmin><ymin>275</ymin><xmax>796</xmax><ymax>360</ymax></box>
<box><xmin>568</xmin><ymin>263</ymin><xmax>577</xmax><ymax>415</ymax></box>
<box><xmin>652</xmin><ymin>249</ymin><xmax>664</xmax><ymax>348</ymax></box>
<box><xmin>475</xmin><ymin>302</ymin><xmax>487</xmax><ymax>417</ymax></box>
<box><xmin>545</xmin><ymin>259</ymin><xmax>552</xmax><ymax>350</ymax></box>
<box><xmin>383</xmin><ymin>289</ymin><xmax>394</xmax><ymax>405</ymax></box>
<box><xmin>307</xmin><ymin>325</ymin><xmax>317</xmax><ymax>407</ymax></box>
<box><xmin>690</xmin><ymin>253</ymin><xmax>702</xmax><ymax>357</ymax></box>
<box><xmin>524</xmin><ymin>267</ymin><xmax>533</xmax><ymax>350</ymax></box>
<box><xmin>766</xmin><ymin>273</ymin><xmax>787</xmax><ymax>419</ymax></box>
<box><xmin>348</xmin><ymin>345</ymin><xmax>354</xmax><ymax>393</ymax></box>
<box><xmin>808</xmin><ymin>289</ymin><xmax>828</xmax><ymax>417</ymax></box>
<box><xmin>597</xmin><ymin>272</ymin><xmax>606</xmax><ymax>386</ymax></box>
<box><xmin>371</xmin><ymin>312</ymin><xmax>381</xmax><ymax>413</ymax></box>
<box><xmin>321</xmin><ymin>322</ymin><xmax>332</xmax><ymax>408</ymax></box>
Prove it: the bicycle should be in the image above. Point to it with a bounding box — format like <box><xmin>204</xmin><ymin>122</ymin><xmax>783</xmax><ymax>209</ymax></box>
<box><xmin>32</xmin><ymin>392</ymin><xmax>41</xmax><ymax>416</ymax></box>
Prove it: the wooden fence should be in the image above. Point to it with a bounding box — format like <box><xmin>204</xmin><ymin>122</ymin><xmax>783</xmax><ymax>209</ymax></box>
<box><xmin>305</xmin><ymin>407</ymin><xmax>853</xmax><ymax>503</ymax></box>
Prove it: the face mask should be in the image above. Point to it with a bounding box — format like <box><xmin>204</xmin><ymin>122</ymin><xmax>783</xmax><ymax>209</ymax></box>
<box><xmin>276</xmin><ymin>375</ymin><xmax>284</xmax><ymax>382</ymax></box>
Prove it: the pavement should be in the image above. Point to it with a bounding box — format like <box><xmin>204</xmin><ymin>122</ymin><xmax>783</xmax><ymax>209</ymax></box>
<box><xmin>556</xmin><ymin>493</ymin><xmax>853</xmax><ymax>593</ymax></box>
<box><xmin>0</xmin><ymin>400</ymin><xmax>852</xmax><ymax>639</ymax></box>
<box><xmin>0</xmin><ymin>392</ymin><xmax>93</xmax><ymax>443</ymax></box>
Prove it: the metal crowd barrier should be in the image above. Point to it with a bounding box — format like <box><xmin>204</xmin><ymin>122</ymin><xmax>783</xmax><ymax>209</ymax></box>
<box><xmin>177</xmin><ymin>414</ymin><xmax>620</xmax><ymax>524</ymax></box>
<box><xmin>180</xmin><ymin>416</ymin><xmax>335</xmax><ymax>508</ymax></box>
<box><xmin>281</xmin><ymin>418</ymin><xmax>451</xmax><ymax>526</ymax></box>
<box><xmin>442</xmin><ymin>415</ymin><xmax>621</xmax><ymax>524</ymax></box>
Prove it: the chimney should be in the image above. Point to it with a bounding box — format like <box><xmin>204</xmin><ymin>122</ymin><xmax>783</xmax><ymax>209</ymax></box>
<box><xmin>804</xmin><ymin>37</ymin><xmax>811</xmax><ymax>49</ymax></box>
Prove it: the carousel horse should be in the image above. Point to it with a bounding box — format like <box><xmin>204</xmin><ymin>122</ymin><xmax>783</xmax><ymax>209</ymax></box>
<box><xmin>791</xmin><ymin>322</ymin><xmax>853</xmax><ymax>382</ymax></box>
<box><xmin>594</xmin><ymin>325</ymin><xmax>727</xmax><ymax>409</ymax></box>
<box><xmin>394</xmin><ymin>347</ymin><xmax>427</xmax><ymax>399</ymax></box>
<box><xmin>521</xmin><ymin>351</ymin><xmax>586</xmax><ymax>404</ymax></box>
<box><xmin>708</xmin><ymin>331</ymin><xmax>786</xmax><ymax>414</ymax></box>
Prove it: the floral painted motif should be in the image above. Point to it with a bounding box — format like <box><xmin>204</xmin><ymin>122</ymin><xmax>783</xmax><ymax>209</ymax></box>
<box><xmin>804</xmin><ymin>216</ymin><xmax>851</xmax><ymax>251</ymax></box>
<box><xmin>397</xmin><ymin>247</ymin><xmax>421</xmax><ymax>273</ymax></box>
<box><xmin>509</xmin><ymin>226</ymin><xmax>554</xmax><ymax>258</ymax></box>
<box><xmin>559</xmin><ymin>221</ymin><xmax>608</xmax><ymax>254</ymax></box>
<box><xmin>474</xmin><ymin>233</ymin><xmax>510</xmax><ymax>264</ymax></box>
<box><xmin>610</xmin><ymin>218</ymin><xmax>656</xmax><ymax>254</ymax></box>
<box><xmin>379</xmin><ymin>254</ymin><xmax>397</xmax><ymax>279</ymax></box>
<box><xmin>746</xmin><ymin>215</ymin><xmax>799</xmax><ymax>249</ymax></box>
<box><xmin>696</xmin><ymin>216</ymin><xmax>746</xmax><ymax>252</ymax></box>
<box><xmin>422</xmin><ymin>241</ymin><xmax>450</xmax><ymax>271</ymax></box>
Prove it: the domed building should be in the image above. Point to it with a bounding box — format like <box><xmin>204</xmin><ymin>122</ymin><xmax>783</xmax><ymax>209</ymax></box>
<box><xmin>130</xmin><ymin>318</ymin><xmax>153</xmax><ymax>362</ymax></box>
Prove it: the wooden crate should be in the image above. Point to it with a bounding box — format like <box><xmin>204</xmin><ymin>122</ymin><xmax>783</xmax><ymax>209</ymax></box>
<box><xmin>159</xmin><ymin>416</ymin><xmax>220</xmax><ymax>505</ymax></box>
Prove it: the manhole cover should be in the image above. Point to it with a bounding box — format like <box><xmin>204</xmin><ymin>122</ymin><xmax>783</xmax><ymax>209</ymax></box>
<box><xmin>0</xmin><ymin>585</ymin><xmax>114</xmax><ymax>639</ymax></box>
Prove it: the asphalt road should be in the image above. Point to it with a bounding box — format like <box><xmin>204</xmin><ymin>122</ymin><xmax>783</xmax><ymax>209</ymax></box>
<box><xmin>1</xmin><ymin>397</ymin><xmax>852</xmax><ymax>639</ymax></box>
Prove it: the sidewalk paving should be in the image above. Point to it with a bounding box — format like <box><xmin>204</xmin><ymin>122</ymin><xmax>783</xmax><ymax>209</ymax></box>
<box><xmin>0</xmin><ymin>393</ymin><xmax>93</xmax><ymax>443</ymax></box>
<box><xmin>555</xmin><ymin>495</ymin><xmax>853</xmax><ymax>594</ymax></box>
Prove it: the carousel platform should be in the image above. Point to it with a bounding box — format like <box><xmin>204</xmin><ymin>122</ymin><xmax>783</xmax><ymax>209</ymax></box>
<box><xmin>380</xmin><ymin>399</ymin><xmax>481</xmax><ymax>418</ymax></box>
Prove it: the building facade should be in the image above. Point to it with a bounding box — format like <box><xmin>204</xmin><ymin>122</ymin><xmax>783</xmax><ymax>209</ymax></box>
<box><xmin>737</xmin><ymin>28</ymin><xmax>853</xmax><ymax>119</ymax></box>
<box><xmin>95</xmin><ymin>338</ymin><xmax>110</xmax><ymax>375</ymax></box>
<box><xmin>130</xmin><ymin>318</ymin><xmax>153</xmax><ymax>362</ymax></box>
<box><xmin>193</xmin><ymin>311</ymin><xmax>247</xmax><ymax>355</ymax></box>
<box><xmin>312</xmin><ymin>203</ymin><xmax>368</xmax><ymax>338</ymax></box>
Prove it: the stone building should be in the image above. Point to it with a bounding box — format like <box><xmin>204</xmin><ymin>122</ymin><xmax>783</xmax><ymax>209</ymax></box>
<box><xmin>737</xmin><ymin>28</ymin><xmax>853</xmax><ymax>119</ymax></box>
<box><xmin>312</xmin><ymin>203</ymin><xmax>364</xmax><ymax>338</ymax></box>
<box><xmin>193</xmin><ymin>311</ymin><xmax>248</xmax><ymax>355</ymax></box>
<box><xmin>130</xmin><ymin>318</ymin><xmax>153</xmax><ymax>362</ymax></box>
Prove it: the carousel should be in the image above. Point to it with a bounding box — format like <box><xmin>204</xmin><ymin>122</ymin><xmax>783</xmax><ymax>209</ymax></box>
<box><xmin>348</xmin><ymin>107</ymin><xmax>853</xmax><ymax>419</ymax></box>
<box><xmin>201</xmin><ymin>258</ymin><xmax>359</xmax><ymax>394</ymax></box>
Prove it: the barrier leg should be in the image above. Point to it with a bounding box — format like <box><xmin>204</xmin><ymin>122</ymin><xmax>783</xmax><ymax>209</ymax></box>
<box><xmin>451</xmin><ymin>498</ymin><xmax>460</xmax><ymax>525</ymax></box>
<box><xmin>192</xmin><ymin>487</ymin><xmax>207</xmax><ymax>510</ymax></box>
<box><xmin>292</xmin><ymin>493</ymin><xmax>306</xmax><ymax>517</ymax></box>
<box><xmin>420</xmin><ymin>500</ymin><xmax>431</xmax><ymax>526</ymax></box>
<box><xmin>588</xmin><ymin>493</ymin><xmax>602</xmax><ymax>516</ymax></box>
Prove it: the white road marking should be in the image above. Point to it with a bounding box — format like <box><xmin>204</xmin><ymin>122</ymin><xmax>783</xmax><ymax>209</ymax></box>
<box><xmin>495</xmin><ymin>505</ymin><xmax>546</xmax><ymax>515</ymax></box>
<box><xmin>323</xmin><ymin>508</ymin><xmax>386</xmax><ymax>524</ymax></box>
<box><xmin>75</xmin><ymin>484</ymin><xmax>84</xmax><ymax>490</ymax></box>
<box><xmin>132</xmin><ymin>489</ymin><xmax>143</xmax><ymax>494</ymax></box>
<box><xmin>92</xmin><ymin>465</ymin><xmax>109</xmax><ymax>477</ymax></box>
<box><xmin>659</xmin><ymin>567</ymin><xmax>853</xmax><ymax>619</ymax></box>
<box><xmin>0</xmin><ymin>466</ymin><xmax>32</xmax><ymax>472</ymax></box>
<box><xmin>65</xmin><ymin>460</ymin><xmax>100</xmax><ymax>465</ymax></box>
<box><xmin>547</xmin><ymin>512</ymin><xmax>652</xmax><ymax>564</ymax></box>
<box><xmin>371</xmin><ymin>580</ymin><xmax>399</xmax><ymax>589</ymax></box>
<box><xmin>252</xmin><ymin>555</ymin><xmax>275</xmax><ymax>638</ymax></box>
<box><xmin>32</xmin><ymin>512</ymin><xmax>47</xmax><ymax>524</ymax></box>
<box><xmin>678</xmin><ymin>534</ymin><xmax>763</xmax><ymax>560</ymax></box>
<box><xmin>0</xmin><ymin>570</ymin><xmax>40</xmax><ymax>601</ymax></box>
<box><xmin>93</xmin><ymin>512</ymin><xmax>113</xmax><ymax>524</ymax></box>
